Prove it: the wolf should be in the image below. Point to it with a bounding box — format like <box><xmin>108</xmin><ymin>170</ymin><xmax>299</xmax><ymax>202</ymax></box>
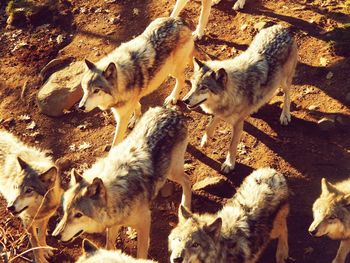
<box><xmin>170</xmin><ymin>0</ymin><xmax>248</xmax><ymax>40</ymax></box>
<box><xmin>78</xmin><ymin>17</ymin><xmax>194</xmax><ymax>147</ymax></box>
<box><xmin>182</xmin><ymin>25</ymin><xmax>298</xmax><ymax>173</ymax></box>
<box><xmin>52</xmin><ymin>107</ymin><xmax>192</xmax><ymax>259</ymax></box>
<box><xmin>169</xmin><ymin>167</ymin><xmax>290</xmax><ymax>263</ymax></box>
<box><xmin>309</xmin><ymin>178</ymin><xmax>350</xmax><ymax>263</ymax></box>
<box><xmin>76</xmin><ymin>239</ymin><xmax>157</xmax><ymax>263</ymax></box>
<box><xmin>0</xmin><ymin>130</ymin><xmax>63</xmax><ymax>263</ymax></box>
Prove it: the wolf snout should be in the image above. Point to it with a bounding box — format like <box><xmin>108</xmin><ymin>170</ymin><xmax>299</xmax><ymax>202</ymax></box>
<box><xmin>53</xmin><ymin>233</ymin><xmax>62</xmax><ymax>240</ymax></box>
<box><xmin>182</xmin><ymin>98</ymin><xmax>190</xmax><ymax>105</ymax></box>
<box><xmin>78</xmin><ymin>104</ymin><xmax>86</xmax><ymax>111</ymax></box>
<box><xmin>7</xmin><ymin>205</ymin><xmax>15</xmax><ymax>212</ymax></box>
<box><xmin>309</xmin><ymin>228</ymin><xmax>318</xmax><ymax>237</ymax></box>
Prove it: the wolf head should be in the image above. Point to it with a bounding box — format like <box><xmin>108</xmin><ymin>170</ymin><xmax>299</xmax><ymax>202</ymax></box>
<box><xmin>309</xmin><ymin>178</ymin><xmax>350</xmax><ymax>240</ymax></box>
<box><xmin>6</xmin><ymin>157</ymin><xmax>58</xmax><ymax>218</ymax></box>
<box><xmin>52</xmin><ymin>169</ymin><xmax>107</xmax><ymax>242</ymax></box>
<box><xmin>182</xmin><ymin>58</ymin><xmax>227</xmax><ymax>110</ymax></box>
<box><xmin>168</xmin><ymin>206</ymin><xmax>222</xmax><ymax>263</ymax></box>
<box><xmin>79</xmin><ymin>59</ymin><xmax>117</xmax><ymax>112</ymax></box>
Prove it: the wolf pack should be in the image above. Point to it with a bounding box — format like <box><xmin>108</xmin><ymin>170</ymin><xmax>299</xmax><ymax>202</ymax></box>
<box><xmin>0</xmin><ymin>0</ymin><xmax>347</xmax><ymax>263</ymax></box>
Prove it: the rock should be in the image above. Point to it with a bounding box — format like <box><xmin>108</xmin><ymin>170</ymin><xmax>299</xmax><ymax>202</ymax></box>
<box><xmin>160</xmin><ymin>181</ymin><xmax>174</xmax><ymax>197</ymax></box>
<box><xmin>37</xmin><ymin>60</ymin><xmax>84</xmax><ymax>117</ymax></box>
<box><xmin>317</xmin><ymin>117</ymin><xmax>335</xmax><ymax>131</ymax></box>
<box><xmin>326</xmin><ymin>71</ymin><xmax>334</xmax><ymax>79</ymax></box>
<box><xmin>193</xmin><ymin>176</ymin><xmax>226</xmax><ymax>191</ymax></box>
<box><xmin>55</xmin><ymin>156</ymin><xmax>72</xmax><ymax>171</ymax></box>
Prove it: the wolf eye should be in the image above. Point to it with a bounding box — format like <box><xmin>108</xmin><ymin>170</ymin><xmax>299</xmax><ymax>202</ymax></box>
<box><xmin>25</xmin><ymin>188</ymin><xmax>33</xmax><ymax>194</ymax></box>
<box><xmin>328</xmin><ymin>215</ymin><xmax>337</xmax><ymax>220</ymax></box>
<box><xmin>74</xmin><ymin>212</ymin><xmax>83</xmax><ymax>218</ymax></box>
<box><xmin>191</xmin><ymin>242</ymin><xmax>200</xmax><ymax>248</ymax></box>
<box><xmin>93</xmin><ymin>89</ymin><xmax>99</xmax><ymax>94</ymax></box>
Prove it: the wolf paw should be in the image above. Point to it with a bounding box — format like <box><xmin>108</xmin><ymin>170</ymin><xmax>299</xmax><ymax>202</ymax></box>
<box><xmin>221</xmin><ymin>160</ymin><xmax>235</xmax><ymax>174</ymax></box>
<box><xmin>200</xmin><ymin>134</ymin><xmax>209</xmax><ymax>148</ymax></box>
<box><xmin>280</xmin><ymin>112</ymin><xmax>291</xmax><ymax>126</ymax></box>
<box><xmin>233</xmin><ymin>0</ymin><xmax>246</xmax><ymax>10</ymax></box>
<box><xmin>164</xmin><ymin>95</ymin><xmax>178</xmax><ymax>106</ymax></box>
<box><xmin>192</xmin><ymin>29</ymin><xmax>204</xmax><ymax>40</ymax></box>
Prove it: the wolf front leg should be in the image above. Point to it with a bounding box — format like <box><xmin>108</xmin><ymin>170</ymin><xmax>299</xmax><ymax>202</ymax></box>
<box><xmin>332</xmin><ymin>239</ymin><xmax>350</xmax><ymax>263</ymax></box>
<box><xmin>192</xmin><ymin>0</ymin><xmax>212</xmax><ymax>40</ymax></box>
<box><xmin>170</xmin><ymin>0</ymin><xmax>190</xmax><ymax>17</ymax></box>
<box><xmin>106</xmin><ymin>225</ymin><xmax>121</xmax><ymax>250</ymax></box>
<box><xmin>27</xmin><ymin>222</ymin><xmax>49</xmax><ymax>263</ymax></box>
<box><xmin>111</xmin><ymin>105</ymin><xmax>135</xmax><ymax>147</ymax></box>
<box><xmin>135</xmin><ymin>208</ymin><xmax>151</xmax><ymax>259</ymax></box>
<box><xmin>221</xmin><ymin>119</ymin><xmax>244</xmax><ymax>173</ymax></box>
<box><xmin>37</xmin><ymin>217</ymin><xmax>54</xmax><ymax>260</ymax></box>
<box><xmin>201</xmin><ymin>116</ymin><xmax>220</xmax><ymax>148</ymax></box>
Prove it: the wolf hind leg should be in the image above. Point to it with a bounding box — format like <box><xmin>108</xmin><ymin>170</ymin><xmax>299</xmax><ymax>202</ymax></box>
<box><xmin>271</xmin><ymin>204</ymin><xmax>289</xmax><ymax>263</ymax></box>
<box><xmin>332</xmin><ymin>239</ymin><xmax>350</xmax><ymax>263</ymax></box>
<box><xmin>106</xmin><ymin>225</ymin><xmax>121</xmax><ymax>250</ymax></box>
<box><xmin>170</xmin><ymin>0</ymin><xmax>190</xmax><ymax>17</ymax></box>
<box><xmin>279</xmin><ymin>78</ymin><xmax>292</xmax><ymax>126</ymax></box>
<box><xmin>168</xmin><ymin>138</ymin><xmax>192</xmax><ymax>211</ymax></box>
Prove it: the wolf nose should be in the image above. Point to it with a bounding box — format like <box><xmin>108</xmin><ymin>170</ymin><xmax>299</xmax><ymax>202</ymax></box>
<box><xmin>173</xmin><ymin>257</ymin><xmax>183</xmax><ymax>263</ymax></box>
<box><xmin>53</xmin><ymin>233</ymin><xmax>62</xmax><ymax>240</ymax></box>
<box><xmin>309</xmin><ymin>229</ymin><xmax>317</xmax><ymax>236</ymax></box>
<box><xmin>79</xmin><ymin>105</ymin><xmax>86</xmax><ymax>111</ymax></box>
<box><xmin>7</xmin><ymin>205</ymin><xmax>15</xmax><ymax>212</ymax></box>
<box><xmin>182</xmin><ymin>98</ymin><xmax>190</xmax><ymax>105</ymax></box>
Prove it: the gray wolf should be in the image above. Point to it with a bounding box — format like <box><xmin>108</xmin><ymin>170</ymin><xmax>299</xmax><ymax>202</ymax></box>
<box><xmin>182</xmin><ymin>25</ymin><xmax>298</xmax><ymax>173</ymax></box>
<box><xmin>53</xmin><ymin>107</ymin><xmax>192</xmax><ymax>259</ymax></box>
<box><xmin>309</xmin><ymin>178</ymin><xmax>350</xmax><ymax>263</ymax></box>
<box><xmin>0</xmin><ymin>130</ymin><xmax>63</xmax><ymax>263</ymax></box>
<box><xmin>78</xmin><ymin>17</ymin><xmax>194</xmax><ymax>147</ymax></box>
<box><xmin>76</xmin><ymin>239</ymin><xmax>157</xmax><ymax>263</ymax></box>
<box><xmin>170</xmin><ymin>0</ymin><xmax>248</xmax><ymax>40</ymax></box>
<box><xmin>169</xmin><ymin>167</ymin><xmax>289</xmax><ymax>263</ymax></box>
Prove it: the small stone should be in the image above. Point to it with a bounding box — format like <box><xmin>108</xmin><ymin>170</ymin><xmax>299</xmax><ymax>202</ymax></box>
<box><xmin>326</xmin><ymin>71</ymin><xmax>333</xmax><ymax>79</ymax></box>
<box><xmin>317</xmin><ymin>117</ymin><xmax>335</xmax><ymax>131</ymax></box>
<box><xmin>254</xmin><ymin>21</ymin><xmax>267</xmax><ymax>31</ymax></box>
<box><xmin>307</xmin><ymin>105</ymin><xmax>318</xmax><ymax>110</ymax></box>
<box><xmin>160</xmin><ymin>181</ymin><xmax>174</xmax><ymax>197</ymax></box>
<box><xmin>193</xmin><ymin>176</ymin><xmax>226</xmax><ymax>191</ymax></box>
<box><xmin>56</xmin><ymin>34</ymin><xmax>64</xmax><ymax>45</ymax></box>
<box><xmin>133</xmin><ymin>8</ymin><xmax>140</xmax><ymax>16</ymax></box>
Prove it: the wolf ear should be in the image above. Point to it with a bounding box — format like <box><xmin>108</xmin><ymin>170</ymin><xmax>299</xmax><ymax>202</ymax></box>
<box><xmin>103</xmin><ymin>62</ymin><xmax>117</xmax><ymax>80</ymax></box>
<box><xmin>82</xmin><ymin>239</ymin><xmax>98</xmax><ymax>255</ymax></box>
<box><xmin>86</xmin><ymin>177</ymin><xmax>107</xmax><ymax>202</ymax></box>
<box><xmin>17</xmin><ymin>157</ymin><xmax>29</xmax><ymax>170</ymax></box>
<box><xmin>321</xmin><ymin>178</ymin><xmax>339</xmax><ymax>196</ymax></box>
<box><xmin>85</xmin><ymin>59</ymin><xmax>96</xmax><ymax>71</ymax></box>
<box><xmin>215</xmin><ymin>68</ymin><xmax>227</xmax><ymax>86</ymax></box>
<box><xmin>70</xmin><ymin>168</ymin><xmax>83</xmax><ymax>186</ymax></box>
<box><xmin>39</xmin><ymin>167</ymin><xmax>58</xmax><ymax>188</ymax></box>
<box><xmin>193</xmin><ymin>57</ymin><xmax>205</xmax><ymax>71</ymax></box>
<box><xmin>179</xmin><ymin>205</ymin><xmax>192</xmax><ymax>222</ymax></box>
<box><xmin>204</xmin><ymin>217</ymin><xmax>222</xmax><ymax>242</ymax></box>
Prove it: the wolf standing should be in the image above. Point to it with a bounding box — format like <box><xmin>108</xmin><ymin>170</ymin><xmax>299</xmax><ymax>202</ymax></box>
<box><xmin>0</xmin><ymin>130</ymin><xmax>63</xmax><ymax>263</ymax></box>
<box><xmin>169</xmin><ymin>167</ymin><xmax>290</xmax><ymax>263</ymax></box>
<box><xmin>182</xmin><ymin>25</ymin><xmax>298</xmax><ymax>173</ymax></box>
<box><xmin>53</xmin><ymin>107</ymin><xmax>192</xmax><ymax>259</ymax></box>
<box><xmin>78</xmin><ymin>17</ymin><xmax>194</xmax><ymax>147</ymax></box>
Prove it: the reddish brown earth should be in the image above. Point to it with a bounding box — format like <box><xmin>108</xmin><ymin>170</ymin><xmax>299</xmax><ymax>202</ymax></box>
<box><xmin>0</xmin><ymin>0</ymin><xmax>349</xmax><ymax>262</ymax></box>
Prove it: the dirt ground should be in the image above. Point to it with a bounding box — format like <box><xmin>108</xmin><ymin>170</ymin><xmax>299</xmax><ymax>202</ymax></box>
<box><xmin>0</xmin><ymin>0</ymin><xmax>349</xmax><ymax>262</ymax></box>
